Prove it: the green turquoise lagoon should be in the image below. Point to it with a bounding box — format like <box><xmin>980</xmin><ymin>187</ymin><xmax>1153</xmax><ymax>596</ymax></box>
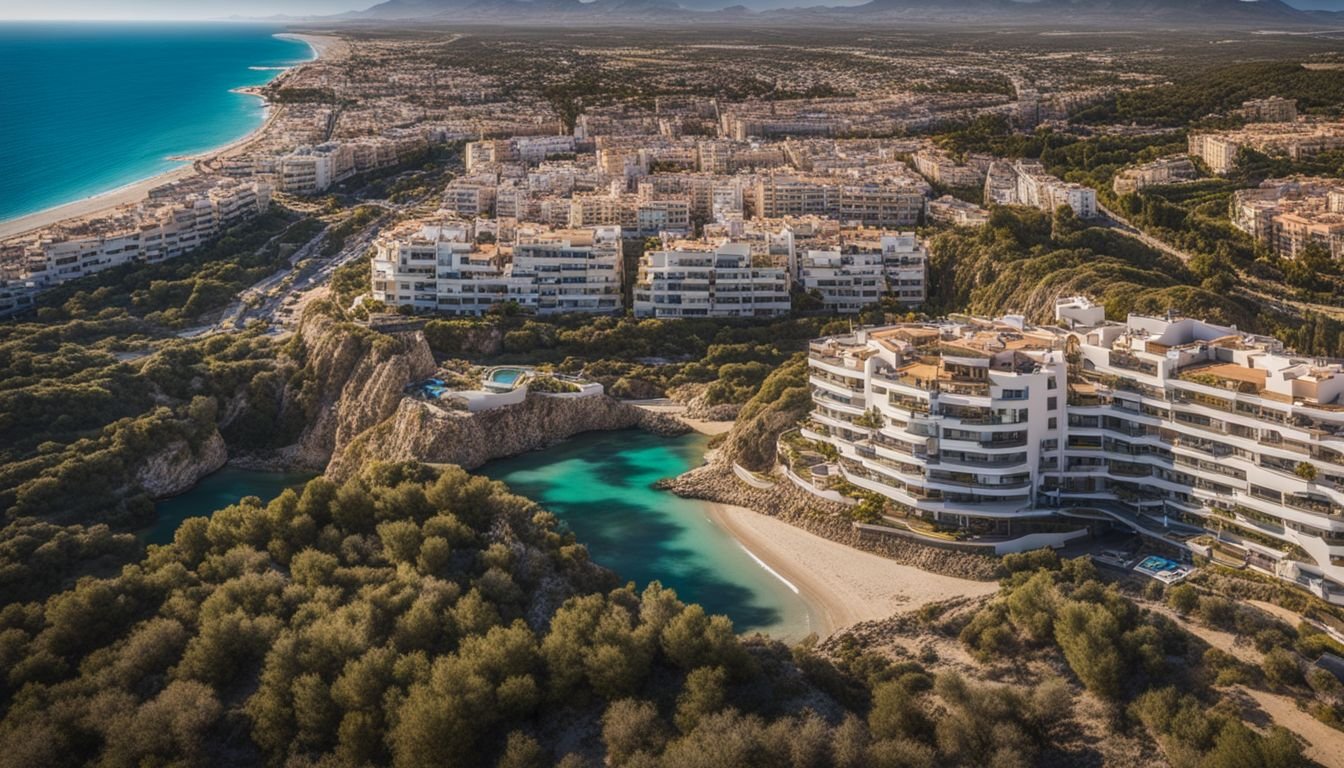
<box><xmin>479</xmin><ymin>430</ymin><xmax>818</xmax><ymax>639</ymax></box>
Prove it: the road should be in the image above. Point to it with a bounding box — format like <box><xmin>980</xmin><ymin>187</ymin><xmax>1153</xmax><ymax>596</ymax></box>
<box><xmin>1095</xmin><ymin>200</ymin><xmax>1195</xmax><ymax>263</ymax></box>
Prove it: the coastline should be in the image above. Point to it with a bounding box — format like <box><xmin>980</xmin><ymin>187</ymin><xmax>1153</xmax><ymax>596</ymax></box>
<box><xmin>0</xmin><ymin>30</ymin><xmax>336</xmax><ymax>242</ymax></box>
<box><xmin>702</xmin><ymin>500</ymin><xmax>999</xmax><ymax>638</ymax></box>
<box><xmin>630</xmin><ymin>399</ymin><xmax>735</xmax><ymax>436</ymax></box>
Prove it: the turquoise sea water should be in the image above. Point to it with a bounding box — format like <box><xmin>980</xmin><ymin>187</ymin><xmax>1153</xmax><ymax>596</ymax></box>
<box><xmin>145</xmin><ymin>467</ymin><xmax>315</xmax><ymax>546</ymax></box>
<box><xmin>479</xmin><ymin>430</ymin><xmax>819</xmax><ymax>639</ymax></box>
<box><xmin>0</xmin><ymin>23</ymin><xmax>312</xmax><ymax>222</ymax></box>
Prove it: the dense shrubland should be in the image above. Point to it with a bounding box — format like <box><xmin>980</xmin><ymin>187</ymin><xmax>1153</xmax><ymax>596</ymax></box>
<box><xmin>1074</xmin><ymin>61</ymin><xmax>1344</xmax><ymax>126</ymax></box>
<box><xmin>0</xmin><ymin>463</ymin><xmax>1084</xmax><ymax>768</ymax></box>
<box><xmin>926</xmin><ymin>206</ymin><xmax>1250</xmax><ymax>327</ymax></box>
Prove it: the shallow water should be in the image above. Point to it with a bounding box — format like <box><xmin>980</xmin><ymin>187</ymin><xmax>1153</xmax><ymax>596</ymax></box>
<box><xmin>478</xmin><ymin>430</ymin><xmax>819</xmax><ymax>639</ymax></box>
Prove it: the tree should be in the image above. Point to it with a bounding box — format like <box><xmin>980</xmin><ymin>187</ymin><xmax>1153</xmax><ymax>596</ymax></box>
<box><xmin>1262</xmin><ymin>648</ymin><xmax>1303</xmax><ymax>688</ymax></box>
<box><xmin>1166</xmin><ymin>584</ymin><xmax>1199</xmax><ymax>616</ymax></box>
<box><xmin>675</xmin><ymin>666</ymin><xmax>728</xmax><ymax>734</ymax></box>
<box><xmin>1053</xmin><ymin>601</ymin><xmax>1125</xmax><ymax>699</ymax></box>
<box><xmin>602</xmin><ymin>698</ymin><xmax>668</xmax><ymax>764</ymax></box>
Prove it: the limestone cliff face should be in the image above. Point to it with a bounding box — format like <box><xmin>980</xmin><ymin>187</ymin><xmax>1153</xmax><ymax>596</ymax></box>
<box><xmin>136</xmin><ymin>431</ymin><xmax>228</xmax><ymax>499</ymax></box>
<box><xmin>282</xmin><ymin>315</ymin><xmax>437</xmax><ymax>469</ymax></box>
<box><xmin>326</xmin><ymin>393</ymin><xmax>688</xmax><ymax>482</ymax></box>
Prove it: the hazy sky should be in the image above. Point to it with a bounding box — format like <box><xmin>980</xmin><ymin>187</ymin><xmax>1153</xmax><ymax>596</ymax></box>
<box><xmin>0</xmin><ymin>0</ymin><xmax>1340</xmax><ymax>20</ymax></box>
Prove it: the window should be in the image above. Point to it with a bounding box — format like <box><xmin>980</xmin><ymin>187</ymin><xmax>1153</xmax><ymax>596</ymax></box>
<box><xmin>1048</xmin><ymin>396</ymin><xmax>1058</xmax><ymax>411</ymax></box>
<box><xmin>1048</xmin><ymin>417</ymin><xmax>1058</xmax><ymax>429</ymax></box>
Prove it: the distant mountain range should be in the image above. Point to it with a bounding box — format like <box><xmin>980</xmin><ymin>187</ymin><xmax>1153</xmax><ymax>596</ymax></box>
<box><xmin>333</xmin><ymin>0</ymin><xmax>1339</xmax><ymax>25</ymax></box>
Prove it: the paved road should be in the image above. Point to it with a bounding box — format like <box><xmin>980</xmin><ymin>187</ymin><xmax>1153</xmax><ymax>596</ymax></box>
<box><xmin>1095</xmin><ymin>201</ymin><xmax>1194</xmax><ymax>263</ymax></box>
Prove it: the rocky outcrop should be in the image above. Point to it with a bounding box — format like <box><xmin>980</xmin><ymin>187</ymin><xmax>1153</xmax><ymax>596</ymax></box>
<box><xmin>325</xmin><ymin>392</ymin><xmax>689</xmax><ymax>482</ymax></box>
<box><xmin>136</xmin><ymin>431</ymin><xmax>228</xmax><ymax>499</ymax></box>
<box><xmin>663</xmin><ymin>464</ymin><xmax>1001</xmax><ymax>581</ymax></box>
<box><xmin>281</xmin><ymin>314</ymin><xmax>437</xmax><ymax>469</ymax></box>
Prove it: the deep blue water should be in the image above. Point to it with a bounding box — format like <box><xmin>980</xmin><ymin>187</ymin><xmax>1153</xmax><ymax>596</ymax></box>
<box><xmin>0</xmin><ymin>23</ymin><xmax>312</xmax><ymax>222</ymax></box>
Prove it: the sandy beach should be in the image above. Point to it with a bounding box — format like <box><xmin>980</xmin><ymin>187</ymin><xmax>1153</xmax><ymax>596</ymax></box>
<box><xmin>704</xmin><ymin>501</ymin><xmax>1000</xmax><ymax>637</ymax></box>
<box><xmin>631</xmin><ymin>400</ymin><xmax>736</xmax><ymax>436</ymax></box>
<box><xmin>0</xmin><ymin>31</ymin><xmax>340</xmax><ymax>242</ymax></box>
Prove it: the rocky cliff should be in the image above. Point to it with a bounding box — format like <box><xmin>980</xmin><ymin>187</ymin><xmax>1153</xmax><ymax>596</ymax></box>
<box><xmin>326</xmin><ymin>393</ymin><xmax>688</xmax><ymax>481</ymax></box>
<box><xmin>136</xmin><ymin>431</ymin><xmax>229</xmax><ymax>499</ymax></box>
<box><xmin>280</xmin><ymin>314</ymin><xmax>437</xmax><ymax>469</ymax></box>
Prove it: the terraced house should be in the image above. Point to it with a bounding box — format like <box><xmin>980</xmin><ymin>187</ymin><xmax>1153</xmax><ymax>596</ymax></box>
<box><xmin>799</xmin><ymin>296</ymin><xmax>1344</xmax><ymax>605</ymax></box>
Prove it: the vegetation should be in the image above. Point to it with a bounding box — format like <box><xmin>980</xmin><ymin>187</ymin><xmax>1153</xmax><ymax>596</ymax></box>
<box><xmin>1075</xmin><ymin>61</ymin><xmax>1344</xmax><ymax>126</ymax></box>
<box><xmin>0</xmin><ymin>464</ymin><xmax>1074</xmax><ymax>767</ymax></box>
<box><xmin>926</xmin><ymin>205</ymin><xmax>1249</xmax><ymax>327</ymax></box>
<box><xmin>35</xmin><ymin>213</ymin><xmax>322</xmax><ymax>328</ymax></box>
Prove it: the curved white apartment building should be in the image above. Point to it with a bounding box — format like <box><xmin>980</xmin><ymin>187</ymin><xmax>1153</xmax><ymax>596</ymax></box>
<box><xmin>804</xmin><ymin>296</ymin><xmax>1344</xmax><ymax>604</ymax></box>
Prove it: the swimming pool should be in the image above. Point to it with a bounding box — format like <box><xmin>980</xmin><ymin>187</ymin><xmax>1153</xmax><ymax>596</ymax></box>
<box><xmin>1134</xmin><ymin>554</ymin><xmax>1193</xmax><ymax>584</ymax></box>
<box><xmin>490</xmin><ymin>368</ymin><xmax>524</xmax><ymax>385</ymax></box>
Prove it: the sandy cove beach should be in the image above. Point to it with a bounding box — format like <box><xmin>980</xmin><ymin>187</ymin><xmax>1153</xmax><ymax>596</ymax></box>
<box><xmin>631</xmin><ymin>400</ymin><xmax>736</xmax><ymax>436</ymax></box>
<box><xmin>0</xmin><ymin>32</ymin><xmax>342</xmax><ymax>242</ymax></box>
<box><xmin>703</xmin><ymin>501</ymin><xmax>1000</xmax><ymax>637</ymax></box>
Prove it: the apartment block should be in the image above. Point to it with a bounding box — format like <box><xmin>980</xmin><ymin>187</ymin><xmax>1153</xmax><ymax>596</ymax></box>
<box><xmin>754</xmin><ymin>173</ymin><xmax>929</xmax><ymax>227</ymax></box>
<box><xmin>278</xmin><ymin>143</ymin><xmax>355</xmax><ymax>194</ymax></box>
<box><xmin>370</xmin><ymin>220</ymin><xmax>624</xmax><ymax>316</ymax></box>
<box><xmin>510</xmin><ymin>225</ymin><xmax>623</xmax><ymax>314</ymax></box>
<box><xmin>1240</xmin><ymin>97</ymin><xmax>1298</xmax><ymax>124</ymax></box>
<box><xmin>800</xmin><ymin>297</ymin><xmax>1344</xmax><ymax>604</ymax></box>
<box><xmin>9</xmin><ymin>179</ymin><xmax>272</xmax><ymax>289</ymax></box>
<box><xmin>797</xmin><ymin>232</ymin><xmax>928</xmax><ymax>310</ymax></box>
<box><xmin>1232</xmin><ymin>178</ymin><xmax>1344</xmax><ymax>259</ymax></box>
<box><xmin>984</xmin><ymin>160</ymin><xmax>1097</xmax><ymax>218</ymax></box>
<box><xmin>912</xmin><ymin>148</ymin><xmax>990</xmax><ymax>188</ymax></box>
<box><xmin>633</xmin><ymin>240</ymin><xmax>790</xmax><ymax>318</ymax></box>
<box><xmin>1111</xmin><ymin>155</ymin><xmax>1198</xmax><ymax>195</ymax></box>
<box><xmin>1190</xmin><ymin>123</ymin><xmax>1344</xmax><ymax>175</ymax></box>
<box><xmin>926</xmin><ymin>195</ymin><xmax>990</xmax><ymax>227</ymax></box>
<box><xmin>371</xmin><ymin>221</ymin><xmax>518</xmax><ymax>314</ymax></box>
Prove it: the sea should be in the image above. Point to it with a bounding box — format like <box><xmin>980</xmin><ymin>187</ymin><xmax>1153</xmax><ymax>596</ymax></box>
<box><xmin>148</xmin><ymin>432</ymin><xmax>818</xmax><ymax>639</ymax></box>
<box><xmin>0</xmin><ymin>22</ymin><xmax>313</xmax><ymax>223</ymax></box>
<box><xmin>479</xmin><ymin>430</ymin><xmax>819</xmax><ymax>639</ymax></box>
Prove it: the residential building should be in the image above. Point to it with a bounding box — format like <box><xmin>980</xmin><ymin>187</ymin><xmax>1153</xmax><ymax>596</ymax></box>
<box><xmin>1240</xmin><ymin>97</ymin><xmax>1298</xmax><ymax>124</ymax></box>
<box><xmin>926</xmin><ymin>195</ymin><xmax>990</xmax><ymax>227</ymax></box>
<box><xmin>984</xmin><ymin>160</ymin><xmax>1097</xmax><ymax>218</ymax></box>
<box><xmin>510</xmin><ymin>226</ymin><xmax>623</xmax><ymax>314</ymax></box>
<box><xmin>1190</xmin><ymin>123</ymin><xmax>1344</xmax><ymax>175</ymax></box>
<box><xmin>370</xmin><ymin>221</ymin><xmax>519</xmax><ymax>315</ymax></box>
<box><xmin>800</xmin><ymin>297</ymin><xmax>1344</xmax><ymax>604</ymax></box>
<box><xmin>371</xmin><ymin>220</ymin><xmax>625</xmax><ymax>315</ymax></box>
<box><xmin>634</xmin><ymin>240</ymin><xmax>790</xmax><ymax>318</ymax></box>
<box><xmin>1232</xmin><ymin>178</ymin><xmax>1344</xmax><ymax>259</ymax></box>
<box><xmin>1112</xmin><ymin>156</ymin><xmax>1199</xmax><ymax>195</ymax></box>
<box><xmin>912</xmin><ymin>148</ymin><xmax>990</xmax><ymax>188</ymax></box>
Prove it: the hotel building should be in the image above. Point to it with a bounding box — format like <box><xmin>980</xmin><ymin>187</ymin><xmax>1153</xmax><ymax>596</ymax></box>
<box><xmin>801</xmin><ymin>297</ymin><xmax>1344</xmax><ymax>603</ymax></box>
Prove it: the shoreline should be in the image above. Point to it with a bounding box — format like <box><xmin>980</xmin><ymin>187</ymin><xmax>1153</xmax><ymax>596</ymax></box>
<box><xmin>630</xmin><ymin>399</ymin><xmax>735</xmax><ymax>436</ymax></box>
<box><xmin>0</xmin><ymin>30</ymin><xmax>336</xmax><ymax>242</ymax></box>
<box><xmin>702</xmin><ymin>500</ymin><xmax>999</xmax><ymax>638</ymax></box>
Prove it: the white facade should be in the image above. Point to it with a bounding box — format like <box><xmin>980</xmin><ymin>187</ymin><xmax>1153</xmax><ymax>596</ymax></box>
<box><xmin>797</xmin><ymin>233</ymin><xmax>927</xmax><ymax>311</ymax></box>
<box><xmin>802</xmin><ymin>297</ymin><xmax>1344</xmax><ymax>603</ymax></box>
<box><xmin>510</xmin><ymin>226</ymin><xmax>623</xmax><ymax>315</ymax></box>
<box><xmin>634</xmin><ymin>241</ymin><xmax>790</xmax><ymax>318</ymax></box>
<box><xmin>371</xmin><ymin>221</ymin><xmax>624</xmax><ymax>316</ymax></box>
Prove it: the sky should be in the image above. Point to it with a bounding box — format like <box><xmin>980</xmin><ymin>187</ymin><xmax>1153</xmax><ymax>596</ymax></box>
<box><xmin>0</xmin><ymin>0</ymin><xmax>1341</xmax><ymax>19</ymax></box>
